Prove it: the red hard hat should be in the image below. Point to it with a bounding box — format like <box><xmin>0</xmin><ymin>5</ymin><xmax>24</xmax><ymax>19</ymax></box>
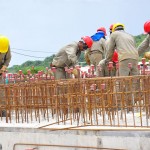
<box><xmin>97</xmin><ymin>27</ymin><xmax>107</xmax><ymax>36</ymax></box>
<box><xmin>112</xmin><ymin>50</ymin><xmax>118</xmax><ymax>63</ymax></box>
<box><xmin>81</xmin><ymin>36</ymin><xmax>93</xmax><ymax>48</ymax></box>
<box><xmin>144</xmin><ymin>20</ymin><xmax>150</xmax><ymax>33</ymax></box>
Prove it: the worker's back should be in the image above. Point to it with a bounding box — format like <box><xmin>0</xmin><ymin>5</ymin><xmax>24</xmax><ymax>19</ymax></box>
<box><xmin>52</xmin><ymin>42</ymin><xmax>80</xmax><ymax>68</ymax></box>
<box><xmin>110</xmin><ymin>30</ymin><xmax>139</xmax><ymax>62</ymax></box>
<box><xmin>90</xmin><ymin>38</ymin><xmax>106</xmax><ymax>55</ymax></box>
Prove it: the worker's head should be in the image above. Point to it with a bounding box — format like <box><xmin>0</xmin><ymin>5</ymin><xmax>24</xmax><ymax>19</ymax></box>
<box><xmin>109</xmin><ymin>24</ymin><xmax>113</xmax><ymax>34</ymax></box>
<box><xmin>0</xmin><ymin>36</ymin><xmax>9</xmax><ymax>53</ymax></box>
<box><xmin>144</xmin><ymin>20</ymin><xmax>150</xmax><ymax>34</ymax></box>
<box><xmin>112</xmin><ymin>23</ymin><xmax>125</xmax><ymax>32</ymax></box>
<box><xmin>79</xmin><ymin>36</ymin><xmax>93</xmax><ymax>51</ymax></box>
<box><xmin>97</xmin><ymin>27</ymin><xmax>107</xmax><ymax>36</ymax></box>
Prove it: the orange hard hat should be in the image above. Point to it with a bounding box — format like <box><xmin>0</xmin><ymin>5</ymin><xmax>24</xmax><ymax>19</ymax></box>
<box><xmin>144</xmin><ymin>20</ymin><xmax>150</xmax><ymax>33</ymax></box>
<box><xmin>109</xmin><ymin>24</ymin><xmax>113</xmax><ymax>30</ymax></box>
<box><xmin>81</xmin><ymin>36</ymin><xmax>93</xmax><ymax>48</ymax></box>
<box><xmin>97</xmin><ymin>27</ymin><xmax>107</xmax><ymax>36</ymax></box>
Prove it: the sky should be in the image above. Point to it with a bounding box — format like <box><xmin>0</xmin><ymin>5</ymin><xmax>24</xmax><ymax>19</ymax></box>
<box><xmin>0</xmin><ymin>0</ymin><xmax>149</xmax><ymax>67</ymax></box>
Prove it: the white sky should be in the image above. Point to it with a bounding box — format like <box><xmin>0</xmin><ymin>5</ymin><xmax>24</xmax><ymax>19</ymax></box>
<box><xmin>0</xmin><ymin>0</ymin><xmax>149</xmax><ymax>67</ymax></box>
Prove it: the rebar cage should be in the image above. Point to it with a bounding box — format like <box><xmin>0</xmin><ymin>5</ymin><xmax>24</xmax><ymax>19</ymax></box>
<box><xmin>0</xmin><ymin>75</ymin><xmax>150</xmax><ymax>128</ymax></box>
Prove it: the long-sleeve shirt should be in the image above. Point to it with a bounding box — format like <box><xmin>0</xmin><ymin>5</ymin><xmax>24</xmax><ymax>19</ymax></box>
<box><xmin>0</xmin><ymin>46</ymin><xmax>11</xmax><ymax>69</ymax></box>
<box><xmin>90</xmin><ymin>38</ymin><xmax>106</xmax><ymax>55</ymax></box>
<box><xmin>137</xmin><ymin>34</ymin><xmax>150</xmax><ymax>55</ymax></box>
<box><xmin>106</xmin><ymin>30</ymin><xmax>139</xmax><ymax>62</ymax></box>
<box><xmin>52</xmin><ymin>42</ymin><xmax>81</xmax><ymax>68</ymax></box>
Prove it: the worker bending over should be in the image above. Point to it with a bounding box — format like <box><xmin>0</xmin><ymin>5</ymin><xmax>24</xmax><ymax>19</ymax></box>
<box><xmin>51</xmin><ymin>36</ymin><xmax>93</xmax><ymax>79</ymax></box>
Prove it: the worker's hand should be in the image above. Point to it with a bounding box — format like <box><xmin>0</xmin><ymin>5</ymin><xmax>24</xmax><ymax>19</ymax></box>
<box><xmin>99</xmin><ymin>59</ymin><xmax>106</xmax><ymax>66</ymax></box>
<box><xmin>0</xmin><ymin>65</ymin><xmax>7</xmax><ymax>72</ymax></box>
<box><xmin>50</xmin><ymin>62</ymin><xmax>55</xmax><ymax>68</ymax></box>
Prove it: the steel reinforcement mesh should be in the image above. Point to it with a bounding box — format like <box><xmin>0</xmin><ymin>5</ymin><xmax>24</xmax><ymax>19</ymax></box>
<box><xmin>0</xmin><ymin>75</ymin><xmax>150</xmax><ymax>127</ymax></box>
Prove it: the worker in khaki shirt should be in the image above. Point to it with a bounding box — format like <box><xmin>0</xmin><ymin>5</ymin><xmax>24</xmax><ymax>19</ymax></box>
<box><xmin>88</xmin><ymin>27</ymin><xmax>106</xmax><ymax>76</ymax></box>
<box><xmin>105</xmin><ymin>23</ymin><xmax>139</xmax><ymax>76</ymax></box>
<box><xmin>0</xmin><ymin>37</ymin><xmax>11</xmax><ymax>75</ymax></box>
<box><xmin>98</xmin><ymin>24</ymin><xmax>119</xmax><ymax>77</ymax></box>
<box><xmin>0</xmin><ymin>36</ymin><xmax>11</xmax><ymax>117</ymax></box>
<box><xmin>51</xmin><ymin>36</ymin><xmax>93</xmax><ymax>79</ymax></box>
<box><xmin>138</xmin><ymin>20</ymin><xmax>150</xmax><ymax>59</ymax></box>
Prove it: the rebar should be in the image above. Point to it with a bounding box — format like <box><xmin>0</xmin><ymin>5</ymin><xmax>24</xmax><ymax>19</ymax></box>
<box><xmin>0</xmin><ymin>75</ymin><xmax>150</xmax><ymax>127</ymax></box>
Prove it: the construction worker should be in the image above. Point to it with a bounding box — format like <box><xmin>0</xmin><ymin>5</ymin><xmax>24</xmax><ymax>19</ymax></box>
<box><xmin>138</xmin><ymin>20</ymin><xmax>150</xmax><ymax>57</ymax></box>
<box><xmin>0</xmin><ymin>36</ymin><xmax>11</xmax><ymax>75</ymax></box>
<box><xmin>98</xmin><ymin>24</ymin><xmax>118</xmax><ymax>77</ymax></box>
<box><xmin>0</xmin><ymin>35</ymin><xmax>11</xmax><ymax>117</ymax></box>
<box><xmin>51</xmin><ymin>36</ymin><xmax>93</xmax><ymax>79</ymax></box>
<box><xmin>105</xmin><ymin>23</ymin><xmax>139</xmax><ymax>76</ymax></box>
<box><xmin>104</xmin><ymin>23</ymin><xmax>139</xmax><ymax>111</ymax></box>
<box><xmin>86</xmin><ymin>27</ymin><xmax>106</xmax><ymax>76</ymax></box>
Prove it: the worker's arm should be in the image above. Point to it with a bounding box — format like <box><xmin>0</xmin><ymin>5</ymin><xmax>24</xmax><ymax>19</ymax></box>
<box><xmin>137</xmin><ymin>34</ymin><xmax>150</xmax><ymax>56</ymax></box>
<box><xmin>101</xmin><ymin>38</ymin><xmax>106</xmax><ymax>57</ymax></box>
<box><xmin>3</xmin><ymin>46</ymin><xmax>11</xmax><ymax>67</ymax></box>
<box><xmin>84</xmin><ymin>49</ymin><xmax>90</xmax><ymax>65</ymax></box>
<box><xmin>98</xmin><ymin>59</ymin><xmax>106</xmax><ymax>77</ymax></box>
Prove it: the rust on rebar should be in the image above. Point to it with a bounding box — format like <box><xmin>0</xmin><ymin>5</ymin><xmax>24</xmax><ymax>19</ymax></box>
<box><xmin>0</xmin><ymin>75</ymin><xmax>150</xmax><ymax>128</ymax></box>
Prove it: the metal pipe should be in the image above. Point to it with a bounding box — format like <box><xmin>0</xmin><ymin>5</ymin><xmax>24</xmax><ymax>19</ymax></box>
<box><xmin>13</xmin><ymin>143</ymin><xmax>127</xmax><ymax>150</ymax></box>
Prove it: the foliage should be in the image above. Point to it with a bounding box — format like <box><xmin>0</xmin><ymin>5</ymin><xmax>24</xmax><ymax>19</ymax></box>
<box><xmin>134</xmin><ymin>34</ymin><xmax>147</xmax><ymax>47</ymax></box>
<box><xmin>8</xmin><ymin>55</ymin><xmax>55</xmax><ymax>74</ymax></box>
<box><xmin>134</xmin><ymin>34</ymin><xmax>147</xmax><ymax>60</ymax></box>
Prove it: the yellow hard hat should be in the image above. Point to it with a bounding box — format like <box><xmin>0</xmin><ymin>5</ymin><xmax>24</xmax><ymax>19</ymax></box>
<box><xmin>0</xmin><ymin>36</ymin><xmax>9</xmax><ymax>53</ymax></box>
<box><xmin>112</xmin><ymin>23</ymin><xmax>125</xmax><ymax>32</ymax></box>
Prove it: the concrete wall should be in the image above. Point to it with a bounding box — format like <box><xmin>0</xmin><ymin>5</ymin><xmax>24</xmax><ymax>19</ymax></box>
<box><xmin>0</xmin><ymin>127</ymin><xmax>150</xmax><ymax>150</ymax></box>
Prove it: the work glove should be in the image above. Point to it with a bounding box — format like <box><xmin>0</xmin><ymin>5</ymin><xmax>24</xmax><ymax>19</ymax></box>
<box><xmin>144</xmin><ymin>52</ymin><xmax>150</xmax><ymax>60</ymax></box>
<box><xmin>71</xmin><ymin>68</ymin><xmax>78</xmax><ymax>78</ymax></box>
<box><xmin>0</xmin><ymin>65</ymin><xmax>7</xmax><ymax>72</ymax></box>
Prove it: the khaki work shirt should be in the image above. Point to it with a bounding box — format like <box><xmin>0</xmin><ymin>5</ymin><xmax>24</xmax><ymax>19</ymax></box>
<box><xmin>52</xmin><ymin>42</ymin><xmax>81</xmax><ymax>68</ymax></box>
<box><xmin>137</xmin><ymin>34</ymin><xmax>150</xmax><ymax>55</ymax></box>
<box><xmin>106</xmin><ymin>30</ymin><xmax>139</xmax><ymax>62</ymax></box>
<box><xmin>0</xmin><ymin>46</ymin><xmax>11</xmax><ymax>69</ymax></box>
<box><xmin>90</xmin><ymin>38</ymin><xmax>106</xmax><ymax>55</ymax></box>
